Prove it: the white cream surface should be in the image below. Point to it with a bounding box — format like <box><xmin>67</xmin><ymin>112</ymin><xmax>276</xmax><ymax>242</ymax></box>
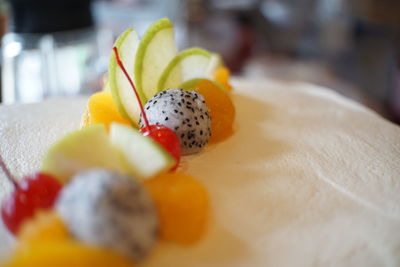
<box><xmin>0</xmin><ymin>80</ymin><xmax>400</xmax><ymax>266</ymax></box>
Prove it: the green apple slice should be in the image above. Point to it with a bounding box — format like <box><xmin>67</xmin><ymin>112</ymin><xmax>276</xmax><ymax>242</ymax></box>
<box><xmin>135</xmin><ymin>18</ymin><xmax>177</xmax><ymax>101</ymax></box>
<box><xmin>42</xmin><ymin>125</ymin><xmax>127</xmax><ymax>183</ymax></box>
<box><xmin>109</xmin><ymin>28</ymin><xmax>141</xmax><ymax>126</ymax></box>
<box><xmin>110</xmin><ymin>123</ymin><xmax>175</xmax><ymax>179</ymax></box>
<box><xmin>157</xmin><ymin>47</ymin><xmax>213</xmax><ymax>91</ymax></box>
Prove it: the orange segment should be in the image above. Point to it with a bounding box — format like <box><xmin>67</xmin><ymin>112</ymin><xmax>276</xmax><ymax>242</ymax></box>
<box><xmin>214</xmin><ymin>67</ymin><xmax>233</xmax><ymax>92</ymax></box>
<box><xmin>7</xmin><ymin>211</ymin><xmax>133</xmax><ymax>266</ymax></box>
<box><xmin>3</xmin><ymin>241</ymin><xmax>133</xmax><ymax>267</ymax></box>
<box><xmin>17</xmin><ymin>211</ymin><xmax>71</xmax><ymax>246</ymax></box>
<box><xmin>82</xmin><ymin>91</ymin><xmax>131</xmax><ymax>132</ymax></box>
<box><xmin>195</xmin><ymin>79</ymin><xmax>235</xmax><ymax>143</ymax></box>
<box><xmin>144</xmin><ymin>172</ymin><xmax>209</xmax><ymax>245</ymax></box>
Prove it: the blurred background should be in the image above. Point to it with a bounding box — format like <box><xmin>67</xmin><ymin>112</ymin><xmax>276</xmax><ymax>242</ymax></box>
<box><xmin>0</xmin><ymin>0</ymin><xmax>399</xmax><ymax>124</ymax></box>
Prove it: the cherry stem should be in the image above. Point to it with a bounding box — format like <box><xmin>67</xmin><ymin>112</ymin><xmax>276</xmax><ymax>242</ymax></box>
<box><xmin>112</xmin><ymin>47</ymin><xmax>150</xmax><ymax>129</ymax></box>
<box><xmin>0</xmin><ymin>153</ymin><xmax>19</xmax><ymax>190</ymax></box>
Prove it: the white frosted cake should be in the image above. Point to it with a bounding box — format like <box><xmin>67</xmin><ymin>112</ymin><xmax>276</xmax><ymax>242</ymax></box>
<box><xmin>0</xmin><ymin>79</ymin><xmax>400</xmax><ymax>266</ymax></box>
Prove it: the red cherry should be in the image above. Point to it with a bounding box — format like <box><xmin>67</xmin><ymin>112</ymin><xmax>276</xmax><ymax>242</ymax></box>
<box><xmin>140</xmin><ymin>125</ymin><xmax>181</xmax><ymax>170</ymax></box>
<box><xmin>1</xmin><ymin>172</ymin><xmax>62</xmax><ymax>235</ymax></box>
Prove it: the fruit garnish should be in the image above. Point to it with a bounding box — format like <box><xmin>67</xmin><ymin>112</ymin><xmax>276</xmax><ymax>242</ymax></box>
<box><xmin>3</xmin><ymin>241</ymin><xmax>132</xmax><ymax>267</ymax></box>
<box><xmin>181</xmin><ymin>79</ymin><xmax>235</xmax><ymax>143</ymax></box>
<box><xmin>110</xmin><ymin>123</ymin><xmax>176</xmax><ymax>178</ymax></box>
<box><xmin>157</xmin><ymin>47</ymin><xmax>213</xmax><ymax>91</ymax></box>
<box><xmin>18</xmin><ymin>211</ymin><xmax>70</xmax><ymax>246</ymax></box>
<box><xmin>113</xmin><ymin>46</ymin><xmax>181</xmax><ymax>167</ymax></box>
<box><xmin>144</xmin><ymin>172</ymin><xmax>209</xmax><ymax>245</ymax></box>
<box><xmin>135</xmin><ymin>18</ymin><xmax>177</xmax><ymax>100</ymax></box>
<box><xmin>0</xmin><ymin>154</ymin><xmax>62</xmax><ymax>235</ymax></box>
<box><xmin>157</xmin><ymin>47</ymin><xmax>223</xmax><ymax>92</ymax></box>
<box><xmin>109</xmin><ymin>28</ymin><xmax>141</xmax><ymax>125</ymax></box>
<box><xmin>139</xmin><ymin>89</ymin><xmax>211</xmax><ymax>155</ymax></box>
<box><xmin>139</xmin><ymin>125</ymin><xmax>181</xmax><ymax>171</ymax></box>
<box><xmin>41</xmin><ymin>125</ymin><xmax>127</xmax><ymax>183</ymax></box>
<box><xmin>83</xmin><ymin>91</ymin><xmax>132</xmax><ymax>132</ymax></box>
<box><xmin>56</xmin><ymin>169</ymin><xmax>158</xmax><ymax>261</ymax></box>
<box><xmin>214</xmin><ymin>66</ymin><xmax>233</xmax><ymax>92</ymax></box>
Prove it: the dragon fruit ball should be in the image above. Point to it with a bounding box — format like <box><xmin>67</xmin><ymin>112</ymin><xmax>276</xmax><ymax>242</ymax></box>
<box><xmin>56</xmin><ymin>169</ymin><xmax>158</xmax><ymax>261</ymax></box>
<box><xmin>140</xmin><ymin>89</ymin><xmax>212</xmax><ymax>155</ymax></box>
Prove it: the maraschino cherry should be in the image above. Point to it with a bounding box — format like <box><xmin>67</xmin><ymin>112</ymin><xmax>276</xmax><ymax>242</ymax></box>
<box><xmin>113</xmin><ymin>47</ymin><xmax>181</xmax><ymax>169</ymax></box>
<box><xmin>0</xmin><ymin>154</ymin><xmax>62</xmax><ymax>235</ymax></box>
<box><xmin>139</xmin><ymin>125</ymin><xmax>181</xmax><ymax>170</ymax></box>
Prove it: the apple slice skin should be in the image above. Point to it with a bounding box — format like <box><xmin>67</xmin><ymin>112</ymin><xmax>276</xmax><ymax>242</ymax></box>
<box><xmin>41</xmin><ymin>125</ymin><xmax>127</xmax><ymax>183</ymax></box>
<box><xmin>109</xmin><ymin>28</ymin><xmax>141</xmax><ymax>127</ymax></box>
<box><xmin>157</xmin><ymin>47</ymin><xmax>212</xmax><ymax>92</ymax></box>
<box><xmin>110</xmin><ymin>123</ymin><xmax>176</xmax><ymax>179</ymax></box>
<box><xmin>135</xmin><ymin>18</ymin><xmax>177</xmax><ymax>101</ymax></box>
<box><xmin>109</xmin><ymin>28</ymin><xmax>133</xmax><ymax>121</ymax></box>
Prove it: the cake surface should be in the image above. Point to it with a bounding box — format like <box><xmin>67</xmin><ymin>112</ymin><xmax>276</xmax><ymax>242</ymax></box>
<box><xmin>0</xmin><ymin>79</ymin><xmax>400</xmax><ymax>266</ymax></box>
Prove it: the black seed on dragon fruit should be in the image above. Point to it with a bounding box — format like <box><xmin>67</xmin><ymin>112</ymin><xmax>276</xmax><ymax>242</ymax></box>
<box><xmin>140</xmin><ymin>89</ymin><xmax>212</xmax><ymax>155</ymax></box>
<box><xmin>56</xmin><ymin>169</ymin><xmax>158</xmax><ymax>261</ymax></box>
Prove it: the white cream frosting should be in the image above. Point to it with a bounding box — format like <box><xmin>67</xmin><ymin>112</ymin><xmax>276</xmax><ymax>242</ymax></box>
<box><xmin>0</xmin><ymin>79</ymin><xmax>399</xmax><ymax>266</ymax></box>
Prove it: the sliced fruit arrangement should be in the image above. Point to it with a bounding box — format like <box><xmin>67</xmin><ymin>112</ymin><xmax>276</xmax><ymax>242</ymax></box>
<box><xmin>0</xmin><ymin>17</ymin><xmax>238</xmax><ymax>265</ymax></box>
<box><xmin>111</xmin><ymin>45</ymin><xmax>182</xmax><ymax>170</ymax></box>
<box><xmin>82</xmin><ymin>17</ymin><xmax>235</xmax><ymax>156</ymax></box>
<box><xmin>0</xmin><ymin>127</ymin><xmax>209</xmax><ymax>265</ymax></box>
<box><xmin>108</xmin><ymin>18</ymin><xmax>177</xmax><ymax>126</ymax></box>
<box><xmin>158</xmin><ymin>47</ymin><xmax>216</xmax><ymax>91</ymax></box>
<box><xmin>42</xmin><ymin>124</ymin><xmax>175</xmax><ymax>183</ymax></box>
<box><xmin>106</xmin><ymin>17</ymin><xmax>233</xmax><ymax>136</ymax></box>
